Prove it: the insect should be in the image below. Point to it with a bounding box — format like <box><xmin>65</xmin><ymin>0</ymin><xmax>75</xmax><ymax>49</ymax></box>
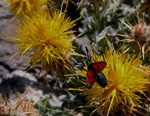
<box><xmin>86</xmin><ymin>61</ymin><xmax>107</xmax><ymax>89</ymax></box>
<box><xmin>96</xmin><ymin>72</ymin><xmax>107</xmax><ymax>88</ymax></box>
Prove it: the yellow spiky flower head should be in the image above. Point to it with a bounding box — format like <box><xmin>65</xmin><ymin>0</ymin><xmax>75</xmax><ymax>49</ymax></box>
<box><xmin>69</xmin><ymin>40</ymin><xmax>149</xmax><ymax>115</ymax></box>
<box><xmin>7</xmin><ymin>1</ymin><xmax>82</xmax><ymax>80</ymax></box>
<box><xmin>4</xmin><ymin>0</ymin><xmax>49</xmax><ymax>15</ymax></box>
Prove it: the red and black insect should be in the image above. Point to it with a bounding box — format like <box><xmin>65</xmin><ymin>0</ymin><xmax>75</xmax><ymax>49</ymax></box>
<box><xmin>96</xmin><ymin>72</ymin><xmax>107</xmax><ymax>88</ymax></box>
<box><xmin>86</xmin><ymin>61</ymin><xmax>107</xmax><ymax>89</ymax></box>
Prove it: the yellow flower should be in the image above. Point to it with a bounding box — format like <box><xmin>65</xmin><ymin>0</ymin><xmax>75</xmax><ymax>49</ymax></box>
<box><xmin>69</xmin><ymin>40</ymin><xmax>149</xmax><ymax>115</ymax></box>
<box><xmin>4</xmin><ymin>0</ymin><xmax>48</xmax><ymax>15</ymax></box>
<box><xmin>6</xmin><ymin>2</ymin><xmax>81</xmax><ymax>80</ymax></box>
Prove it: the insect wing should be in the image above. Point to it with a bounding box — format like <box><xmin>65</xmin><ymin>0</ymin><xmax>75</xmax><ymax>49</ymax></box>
<box><xmin>86</xmin><ymin>70</ymin><xmax>96</xmax><ymax>89</ymax></box>
<box><xmin>96</xmin><ymin>72</ymin><xmax>107</xmax><ymax>88</ymax></box>
<box><xmin>86</xmin><ymin>62</ymin><xmax>107</xmax><ymax>89</ymax></box>
<box><xmin>92</xmin><ymin>62</ymin><xmax>107</xmax><ymax>74</ymax></box>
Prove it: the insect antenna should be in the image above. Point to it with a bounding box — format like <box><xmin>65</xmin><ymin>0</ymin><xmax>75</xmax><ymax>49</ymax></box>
<box><xmin>85</xmin><ymin>46</ymin><xmax>90</xmax><ymax>61</ymax></box>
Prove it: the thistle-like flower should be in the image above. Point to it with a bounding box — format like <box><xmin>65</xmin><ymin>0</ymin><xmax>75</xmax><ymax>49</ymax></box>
<box><xmin>4</xmin><ymin>0</ymin><xmax>48</xmax><ymax>15</ymax></box>
<box><xmin>0</xmin><ymin>90</ymin><xmax>39</xmax><ymax>116</ymax></box>
<box><xmin>14</xmin><ymin>97</ymin><xmax>39</xmax><ymax>116</ymax></box>
<box><xmin>120</xmin><ymin>16</ymin><xmax>150</xmax><ymax>58</ymax></box>
<box><xmin>0</xmin><ymin>94</ymin><xmax>11</xmax><ymax>115</ymax></box>
<box><xmin>69</xmin><ymin>41</ymin><xmax>149</xmax><ymax>115</ymax></box>
<box><xmin>6</xmin><ymin>2</ymin><xmax>81</xmax><ymax>80</ymax></box>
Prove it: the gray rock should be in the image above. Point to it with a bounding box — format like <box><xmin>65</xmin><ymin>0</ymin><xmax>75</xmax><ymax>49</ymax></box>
<box><xmin>0</xmin><ymin>65</ymin><xmax>9</xmax><ymax>78</ymax></box>
<box><xmin>0</xmin><ymin>70</ymin><xmax>59</xmax><ymax>100</ymax></box>
<box><xmin>0</xmin><ymin>38</ymin><xmax>30</xmax><ymax>71</ymax></box>
<box><xmin>0</xmin><ymin>1</ymin><xmax>12</xmax><ymax>18</ymax></box>
<box><xmin>0</xmin><ymin>1</ymin><xmax>14</xmax><ymax>37</ymax></box>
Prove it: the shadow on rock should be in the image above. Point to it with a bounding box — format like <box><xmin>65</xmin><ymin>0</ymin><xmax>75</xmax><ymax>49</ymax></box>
<box><xmin>0</xmin><ymin>75</ymin><xmax>60</xmax><ymax>100</ymax></box>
